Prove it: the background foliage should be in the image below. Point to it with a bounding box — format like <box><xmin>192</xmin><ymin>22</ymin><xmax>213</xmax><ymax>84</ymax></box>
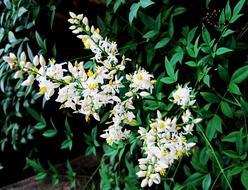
<box><xmin>1</xmin><ymin>0</ymin><xmax>248</xmax><ymax>189</ymax></box>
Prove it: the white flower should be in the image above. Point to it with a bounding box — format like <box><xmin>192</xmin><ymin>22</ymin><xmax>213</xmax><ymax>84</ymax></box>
<box><xmin>38</xmin><ymin>77</ymin><xmax>59</xmax><ymax>100</ymax></box>
<box><xmin>22</xmin><ymin>75</ymin><xmax>35</xmax><ymax>86</ymax></box>
<box><xmin>14</xmin><ymin>71</ymin><xmax>23</xmax><ymax>79</ymax></box>
<box><xmin>129</xmin><ymin>68</ymin><xmax>154</xmax><ymax>92</ymax></box>
<box><xmin>182</xmin><ymin>109</ymin><xmax>192</xmax><ymax>123</ymax></box>
<box><xmin>172</xmin><ymin>84</ymin><xmax>195</xmax><ymax>108</ymax></box>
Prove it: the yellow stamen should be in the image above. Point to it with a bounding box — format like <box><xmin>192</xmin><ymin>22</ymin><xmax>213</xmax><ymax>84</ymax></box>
<box><xmin>159</xmin><ymin>122</ymin><xmax>165</xmax><ymax>128</ymax></box>
<box><xmin>130</xmin><ymin>119</ymin><xmax>137</xmax><ymax>125</ymax></box>
<box><xmin>137</xmin><ymin>74</ymin><xmax>143</xmax><ymax>81</ymax></box>
<box><xmin>59</xmin><ymin>104</ymin><xmax>65</xmax><ymax>109</ymax></box>
<box><xmin>39</xmin><ymin>87</ymin><xmax>46</xmax><ymax>94</ymax></box>
<box><xmin>87</xmin><ymin>70</ymin><xmax>94</xmax><ymax>77</ymax></box>
<box><xmin>49</xmin><ymin>58</ymin><xmax>56</xmax><ymax>64</ymax></box>
<box><xmin>109</xmin><ymin>80</ymin><xmax>113</xmax><ymax>85</ymax></box>
<box><xmin>85</xmin><ymin>115</ymin><xmax>90</xmax><ymax>122</ymax></box>
<box><xmin>176</xmin><ymin>126</ymin><xmax>181</xmax><ymax>131</ymax></box>
<box><xmin>181</xmin><ymin>136</ymin><xmax>186</xmax><ymax>141</ymax></box>
<box><xmin>32</xmin><ymin>67</ymin><xmax>38</xmax><ymax>73</ymax></box>
<box><xmin>88</xmin><ymin>83</ymin><xmax>98</xmax><ymax>90</ymax></box>
<box><xmin>176</xmin><ymin>150</ymin><xmax>183</xmax><ymax>158</ymax></box>
<box><xmin>160</xmin><ymin>168</ymin><xmax>166</xmax><ymax>176</ymax></box>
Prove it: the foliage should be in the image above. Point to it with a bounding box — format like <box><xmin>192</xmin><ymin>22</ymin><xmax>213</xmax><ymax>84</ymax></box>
<box><xmin>1</xmin><ymin>0</ymin><xmax>248</xmax><ymax>189</ymax></box>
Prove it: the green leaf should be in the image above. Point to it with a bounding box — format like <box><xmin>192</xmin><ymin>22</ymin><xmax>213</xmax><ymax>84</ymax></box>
<box><xmin>216</xmin><ymin>47</ymin><xmax>232</xmax><ymax>56</ymax></box>
<box><xmin>229</xmin><ymin>166</ymin><xmax>244</xmax><ymax>176</ymax></box>
<box><xmin>200</xmin><ymin>92</ymin><xmax>220</xmax><ymax>103</ymax></box>
<box><xmin>220</xmin><ymin>101</ymin><xmax>233</xmax><ymax>118</ymax></box>
<box><xmin>223</xmin><ymin>150</ymin><xmax>240</xmax><ymax>159</ymax></box>
<box><xmin>212</xmin><ymin>114</ymin><xmax>222</xmax><ymax>132</ymax></box>
<box><xmin>202</xmin><ymin>27</ymin><xmax>211</xmax><ymax>45</ymax></box>
<box><xmin>206</xmin><ymin>121</ymin><xmax>216</xmax><ymax>141</ymax></box>
<box><xmin>160</xmin><ymin>77</ymin><xmax>175</xmax><ymax>84</ymax></box>
<box><xmin>143</xmin><ymin>30</ymin><xmax>159</xmax><ymax>39</ymax></box>
<box><xmin>228</xmin><ymin>82</ymin><xmax>241</xmax><ymax>95</ymax></box>
<box><xmin>18</xmin><ymin>7</ymin><xmax>27</xmax><ymax>17</ymax></box>
<box><xmin>222</xmin><ymin>131</ymin><xmax>240</xmax><ymax>142</ymax></box>
<box><xmin>224</xmin><ymin>1</ymin><xmax>231</xmax><ymax>20</ymax></box>
<box><xmin>230</xmin><ymin>65</ymin><xmax>248</xmax><ymax>84</ymax></box>
<box><xmin>218</xmin><ymin>64</ymin><xmax>229</xmax><ymax>81</ymax></box>
<box><xmin>139</xmin><ymin>0</ymin><xmax>154</xmax><ymax>8</ymax></box>
<box><xmin>165</xmin><ymin>57</ymin><xmax>175</xmax><ymax>78</ymax></box>
<box><xmin>184</xmin><ymin>172</ymin><xmax>205</xmax><ymax>186</ymax></box>
<box><xmin>43</xmin><ymin>129</ymin><xmax>57</xmax><ymax>138</ymax></box>
<box><xmin>206</xmin><ymin>114</ymin><xmax>222</xmax><ymax>140</ymax></box>
<box><xmin>139</xmin><ymin>12</ymin><xmax>155</xmax><ymax>29</ymax></box>
<box><xmin>233</xmin><ymin>0</ymin><xmax>246</xmax><ymax>18</ymax></box>
<box><xmin>202</xmin><ymin>174</ymin><xmax>211</xmax><ymax>190</ymax></box>
<box><xmin>187</xmin><ymin>27</ymin><xmax>198</xmax><ymax>43</ymax></box>
<box><xmin>35</xmin><ymin>31</ymin><xmax>44</xmax><ymax>49</ymax></box>
<box><xmin>0</xmin><ymin>28</ymin><xmax>5</xmax><ymax>42</ymax></box>
<box><xmin>129</xmin><ymin>3</ymin><xmax>140</xmax><ymax>24</ymax></box>
<box><xmin>154</xmin><ymin>38</ymin><xmax>170</xmax><ymax>49</ymax></box>
<box><xmin>185</xmin><ymin>61</ymin><xmax>197</xmax><ymax>67</ymax></box>
<box><xmin>203</xmin><ymin>75</ymin><xmax>210</xmax><ymax>87</ymax></box>
<box><xmin>35</xmin><ymin>172</ymin><xmax>47</xmax><ymax>180</ymax></box>
<box><xmin>26</xmin><ymin>107</ymin><xmax>42</xmax><ymax>122</ymax></box>
<box><xmin>61</xmin><ymin>139</ymin><xmax>72</xmax><ymax>150</ymax></box>
<box><xmin>34</xmin><ymin>122</ymin><xmax>46</xmax><ymax>130</ymax></box>
<box><xmin>8</xmin><ymin>31</ymin><xmax>16</xmax><ymax>43</ymax></box>
<box><xmin>168</xmin><ymin>17</ymin><xmax>174</xmax><ymax>38</ymax></box>
<box><xmin>222</xmin><ymin>29</ymin><xmax>234</xmax><ymax>38</ymax></box>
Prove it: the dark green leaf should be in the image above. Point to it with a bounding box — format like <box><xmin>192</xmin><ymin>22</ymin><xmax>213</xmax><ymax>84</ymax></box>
<box><xmin>160</xmin><ymin>77</ymin><xmax>175</xmax><ymax>84</ymax></box>
<box><xmin>35</xmin><ymin>172</ymin><xmax>47</xmax><ymax>180</ymax></box>
<box><xmin>224</xmin><ymin>1</ymin><xmax>231</xmax><ymax>20</ymax></box>
<box><xmin>26</xmin><ymin>107</ymin><xmax>42</xmax><ymax>122</ymax></box>
<box><xmin>165</xmin><ymin>57</ymin><xmax>175</xmax><ymax>77</ymax></box>
<box><xmin>184</xmin><ymin>172</ymin><xmax>205</xmax><ymax>186</ymax></box>
<box><xmin>129</xmin><ymin>3</ymin><xmax>140</xmax><ymax>24</ymax></box>
<box><xmin>18</xmin><ymin>7</ymin><xmax>27</xmax><ymax>17</ymax></box>
<box><xmin>8</xmin><ymin>31</ymin><xmax>16</xmax><ymax>43</ymax></box>
<box><xmin>223</xmin><ymin>150</ymin><xmax>240</xmax><ymax>159</ymax></box>
<box><xmin>241</xmin><ymin>170</ymin><xmax>248</xmax><ymax>189</ymax></box>
<box><xmin>232</xmin><ymin>0</ymin><xmax>246</xmax><ymax>18</ymax></box>
<box><xmin>231</xmin><ymin>65</ymin><xmax>248</xmax><ymax>84</ymax></box>
<box><xmin>139</xmin><ymin>0</ymin><xmax>154</xmax><ymax>8</ymax></box>
<box><xmin>34</xmin><ymin>122</ymin><xmax>46</xmax><ymax>130</ymax></box>
<box><xmin>143</xmin><ymin>30</ymin><xmax>159</xmax><ymax>39</ymax></box>
<box><xmin>218</xmin><ymin>64</ymin><xmax>229</xmax><ymax>81</ymax></box>
<box><xmin>228</xmin><ymin>82</ymin><xmax>241</xmax><ymax>95</ymax></box>
<box><xmin>222</xmin><ymin>29</ymin><xmax>234</xmax><ymax>38</ymax></box>
<box><xmin>200</xmin><ymin>92</ymin><xmax>220</xmax><ymax>103</ymax></box>
<box><xmin>202</xmin><ymin>27</ymin><xmax>211</xmax><ymax>45</ymax></box>
<box><xmin>43</xmin><ymin>129</ymin><xmax>57</xmax><ymax>138</ymax></box>
<box><xmin>216</xmin><ymin>47</ymin><xmax>232</xmax><ymax>56</ymax></box>
<box><xmin>222</xmin><ymin>131</ymin><xmax>240</xmax><ymax>142</ymax></box>
<box><xmin>202</xmin><ymin>174</ymin><xmax>211</xmax><ymax>190</ymax></box>
<box><xmin>154</xmin><ymin>38</ymin><xmax>170</xmax><ymax>49</ymax></box>
<box><xmin>220</xmin><ymin>101</ymin><xmax>233</xmax><ymax>118</ymax></box>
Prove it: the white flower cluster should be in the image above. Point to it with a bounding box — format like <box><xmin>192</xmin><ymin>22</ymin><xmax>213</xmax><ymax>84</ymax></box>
<box><xmin>136</xmin><ymin>85</ymin><xmax>201</xmax><ymax>188</ymax></box>
<box><xmin>3</xmin><ymin>12</ymin><xmax>155</xmax><ymax>146</ymax></box>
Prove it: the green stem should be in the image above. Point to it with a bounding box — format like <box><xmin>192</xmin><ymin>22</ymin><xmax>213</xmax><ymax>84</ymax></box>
<box><xmin>197</xmin><ymin>124</ymin><xmax>233</xmax><ymax>190</ymax></box>
<box><xmin>83</xmin><ymin>160</ymin><xmax>102</xmax><ymax>190</ymax></box>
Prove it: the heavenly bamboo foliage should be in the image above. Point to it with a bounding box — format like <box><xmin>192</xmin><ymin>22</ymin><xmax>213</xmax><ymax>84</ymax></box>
<box><xmin>2</xmin><ymin>12</ymin><xmax>201</xmax><ymax>188</ymax></box>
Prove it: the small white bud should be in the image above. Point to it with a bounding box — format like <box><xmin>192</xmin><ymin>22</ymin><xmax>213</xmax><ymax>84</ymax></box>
<box><xmin>20</xmin><ymin>52</ymin><xmax>26</xmax><ymax>62</ymax></box>
<box><xmin>69</xmin><ymin>12</ymin><xmax>76</xmax><ymax>18</ymax></box>
<box><xmin>39</xmin><ymin>55</ymin><xmax>46</xmax><ymax>67</ymax></box>
<box><xmin>82</xmin><ymin>17</ymin><xmax>88</xmax><ymax>25</ymax></box>
<box><xmin>14</xmin><ymin>71</ymin><xmax>23</xmax><ymax>79</ymax></box>
<box><xmin>33</xmin><ymin>55</ymin><xmax>39</xmax><ymax>66</ymax></box>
